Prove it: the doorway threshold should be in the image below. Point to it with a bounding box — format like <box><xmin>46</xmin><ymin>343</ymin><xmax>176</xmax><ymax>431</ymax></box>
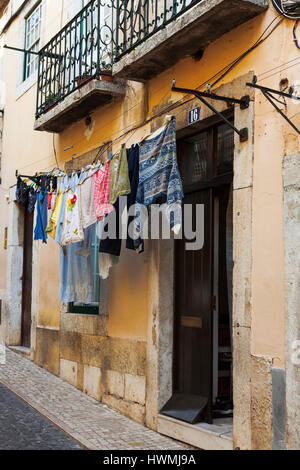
<box><xmin>10</xmin><ymin>346</ymin><xmax>32</xmax><ymax>359</ymax></box>
<box><xmin>157</xmin><ymin>414</ymin><xmax>233</xmax><ymax>450</ymax></box>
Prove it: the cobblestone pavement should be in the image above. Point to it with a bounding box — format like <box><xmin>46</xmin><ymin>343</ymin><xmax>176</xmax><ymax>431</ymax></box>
<box><xmin>0</xmin><ymin>348</ymin><xmax>186</xmax><ymax>450</ymax></box>
<box><xmin>0</xmin><ymin>383</ymin><xmax>82</xmax><ymax>450</ymax></box>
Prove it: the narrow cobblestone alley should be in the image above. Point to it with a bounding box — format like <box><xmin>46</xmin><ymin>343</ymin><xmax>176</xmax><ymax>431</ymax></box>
<box><xmin>0</xmin><ymin>349</ymin><xmax>186</xmax><ymax>450</ymax></box>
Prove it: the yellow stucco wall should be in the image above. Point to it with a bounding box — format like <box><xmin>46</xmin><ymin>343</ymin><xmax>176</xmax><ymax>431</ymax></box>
<box><xmin>107</xmin><ymin>243</ymin><xmax>149</xmax><ymax>341</ymax></box>
<box><xmin>36</xmin><ymin>239</ymin><xmax>60</xmax><ymax>329</ymax></box>
<box><xmin>1</xmin><ymin>1</ymin><xmax>298</xmax><ymax>366</ymax></box>
<box><xmin>0</xmin><ymin>195</ymin><xmax>8</xmax><ymax>291</ymax></box>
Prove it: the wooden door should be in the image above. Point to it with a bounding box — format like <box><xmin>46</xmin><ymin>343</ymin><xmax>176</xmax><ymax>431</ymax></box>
<box><xmin>174</xmin><ymin>188</ymin><xmax>213</xmax><ymax>423</ymax></box>
<box><xmin>21</xmin><ymin>211</ymin><xmax>33</xmax><ymax>347</ymax></box>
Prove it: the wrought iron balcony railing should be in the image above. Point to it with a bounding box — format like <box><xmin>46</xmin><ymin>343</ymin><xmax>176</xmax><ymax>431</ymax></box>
<box><xmin>114</xmin><ymin>0</ymin><xmax>199</xmax><ymax>60</ymax></box>
<box><xmin>36</xmin><ymin>0</ymin><xmax>115</xmax><ymax>118</ymax></box>
<box><xmin>36</xmin><ymin>0</ymin><xmax>202</xmax><ymax>119</ymax></box>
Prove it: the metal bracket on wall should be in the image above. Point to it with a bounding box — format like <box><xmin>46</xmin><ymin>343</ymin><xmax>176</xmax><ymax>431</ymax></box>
<box><xmin>246</xmin><ymin>76</ymin><xmax>300</xmax><ymax>135</ymax></box>
<box><xmin>171</xmin><ymin>82</ymin><xmax>250</xmax><ymax>142</ymax></box>
<box><xmin>15</xmin><ymin>170</ymin><xmax>39</xmax><ymax>184</ymax></box>
<box><xmin>3</xmin><ymin>45</ymin><xmax>62</xmax><ymax>60</ymax></box>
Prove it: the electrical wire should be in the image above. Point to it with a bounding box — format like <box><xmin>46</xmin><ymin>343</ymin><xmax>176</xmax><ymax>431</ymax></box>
<box><xmin>52</xmin><ymin>133</ymin><xmax>59</xmax><ymax>167</ymax></box>
<box><xmin>258</xmin><ymin>55</ymin><xmax>300</xmax><ymax>78</ymax></box>
<box><xmin>49</xmin><ymin>15</ymin><xmax>286</xmax><ymax>164</ymax></box>
<box><xmin>55</xmin><ymin>52</ymin><xmax>300</xmax><ymax>160</ymax></box>
<box><xmin>208</xmin><ymin>18</ymin><xmax>284</xmax><ymax>89</ymax></box>
<box><xmin>17</xmin><ymin>78</ymin><xmax>191</xmax><ymax>173</ymax></box>
<box><xmin>36</xmin><ymin>14</ymin><xmax>288</xmax><ymax>160</ymax></box>
<box><xmin>14</xmin><ymin>15</ymin><xmax>285</xmax><ymax>174</ymax></box>
<box><xmin>195</xmin><ymin>16</ymin><xmax>284</xmax><ymax>92</ymax></box>
<box><xmin>258</xmin><ymin>59</ymin><xmax>300</xmax><ymax>82</ymax></box>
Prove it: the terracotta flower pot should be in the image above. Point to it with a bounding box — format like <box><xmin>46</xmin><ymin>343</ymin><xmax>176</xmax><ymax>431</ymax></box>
<box><xmin>44</xmin><ymin>100</ymin><xmax>58</xmax><ymax>112</ymax></box>
<box><xmin>75</xmin><ymin>74</ymin><xmax>91</xmax><ymax>88</ymax></box>
<box><xmin>100</xmin><ymin>70</ymin><xmax>114</xmax><ymax>82</ymax></box>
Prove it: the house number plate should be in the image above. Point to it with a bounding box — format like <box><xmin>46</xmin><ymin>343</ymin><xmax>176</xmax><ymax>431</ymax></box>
<box><xmin>188</xmin><ymin>106</ymin><xmax>200</xmax><ymax>125</ymax></box>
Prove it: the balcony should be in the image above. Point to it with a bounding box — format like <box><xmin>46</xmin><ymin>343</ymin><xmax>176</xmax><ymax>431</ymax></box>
<box><xmin>34</xmin><ymin>0</ymin><xmax>268</xmax><ymax>132</ymax></box>
<box><xmin>113</xmin><ymin>0</ymin><xmax>268</xmax><ymax>81</ymax></box>
<box><xmin>34</xmin><ymin>0</ymin><xmax>126</xmax><ymax>133</ymax></box>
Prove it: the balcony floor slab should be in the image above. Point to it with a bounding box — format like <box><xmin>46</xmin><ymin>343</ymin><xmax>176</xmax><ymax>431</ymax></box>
<box><xmin>34</xmin><ymin>78</ymin><xmax>126</xmax><ymax>133</ymax></box>
<box><xmin>113</xmin><ymin>0</ymin><xmax>268</xmax><ymax>82</ymax></box>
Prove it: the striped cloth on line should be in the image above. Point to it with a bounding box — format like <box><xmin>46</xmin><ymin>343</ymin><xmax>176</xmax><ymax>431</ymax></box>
<box><xmin>134</xmin><ymin>115</ymin><xmax>183</xmax><ymax>251</ymax></box>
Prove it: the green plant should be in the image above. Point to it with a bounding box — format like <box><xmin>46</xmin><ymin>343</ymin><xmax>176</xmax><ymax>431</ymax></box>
<box><xmin>45</xmin><ymin>92</ymin><xmax>58</xmax><ymax>103</ymax></box>
<box><xmin>100</xmin><ymin>60</ymin><xmax>112</xmax><ymax>70</ymax></box>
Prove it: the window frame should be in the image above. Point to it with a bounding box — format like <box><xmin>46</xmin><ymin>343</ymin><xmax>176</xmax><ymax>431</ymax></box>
<box><xmin>177</xmin><ymin>114</ymin><xmax>234</xmax><ymax>195</ymax></box>
<box><xmin>68</xmin><ymin>221</ymin><xmax>100</xmax><ymax>316</ymax></box>
<box><xmin>69</xmin><ymin>302</ymin><xmax>99</xmax><ymax>315</ymax></box>
<box><xmin>23</xmin><ymin>2</ymin><xmax>42</xmax><ymax>82</ymax></box>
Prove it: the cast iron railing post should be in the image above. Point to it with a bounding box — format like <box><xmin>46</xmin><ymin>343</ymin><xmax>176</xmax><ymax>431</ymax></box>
<box><xmin>36</xmin><ymin>52</ymin><xmax>41</xmax><ymax>118</ymax></box>
<box><xmin>97</xmin><ymin>0</ymin><xmax>101</xmax><ymax>78</ymax></box>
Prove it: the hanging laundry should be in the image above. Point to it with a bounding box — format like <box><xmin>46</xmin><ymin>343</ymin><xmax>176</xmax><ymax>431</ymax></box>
<box><xmin>51</xmin><ymin>191</ymin><xmax>57</xmax><ymax>210</ymax></box>
<box><xmin>126</xmin><ymin>144</ymin><xmax>144</xmax><ymax>252</ymax></box>
<box><xmin>34</xmin><ymin>189</ymin><xmax>48</xmax><ymax>243</ymax></box>
<box><xmin>52</xmin><ymin>176</ymin><xmax>57</xmax><ymax>191</ymax></box>
<box><xmin>16</xmin><ymin>177</ymin><xmax>30</xmax><ymax>207</ymax></box>
<box><xmin>99</xmin><ymin>199</ymin><xmax>122</xmax><ymax>257</ymax></box>
<box><xmin>78</xmin><ymin>169</ymin><xmax>98</xmax><ymax>229</ymax></box>
<box><xmin>75</xmin><ymin>219</ymin><xmax>95</xmax><ymax>258</ymax></box>
<box><xmin>94</xmin><ymin>161</ymin><xmax>114</xmax><ymax>221</ymax></box>
<box><xmin>99</xmin><ymin>144</ymin><xmax>144</xmax><ymax>256</ymax></box>
<box><xmin>99</xmin><ymin>252</ymin><xmax>119</xmax><ymax>280</ymax></box>
<box><xmin>27</xmin><ymin>188</ymin><xmax>37</xmax><ymax>214</ymax></box>
<box><xmin>60</xmin><ymin>173</ymin><xmax>84</xmax><ymax>246</ymax></box>
<box><xmin>134</xmin><ymin>115</ymin><xmax>183</xmax><ymax>251</ymax></box>
<box><xmin>97</xmin><ymin>218</ymin><xmax>119</xmax><ymax>279</ymax></box>
<box><xmin>60</xmin><ymin>223</ymin><xmax>100</xmax><ymax>303</ymax></box>
<box><xmin>109</xmin><ymin>144</ymin><xmax>131</xmax><ymax>205</ymax></box>
<box><xmin>47</xmin><ymin>192</ymin><xmax>53</xmax><ymax>210</ymax></box>
<box><xmin>55</xmin><ymin>175</ymin><xmax>69</xmax><ymax>245</ymax></box>
<box><xmin>46</xmin><ymin>190</ymin><xmax>63</xmax><ymax>239</ymax></box>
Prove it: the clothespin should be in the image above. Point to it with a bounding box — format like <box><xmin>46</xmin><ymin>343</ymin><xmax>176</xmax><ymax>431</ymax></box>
<box><xmin>110</xmin><ymin>152</ymin><xmax>113</xmax><ymax>161</ymax></box>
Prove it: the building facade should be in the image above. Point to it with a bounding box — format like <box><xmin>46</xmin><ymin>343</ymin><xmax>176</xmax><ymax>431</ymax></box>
<box><xmin>0</xmin><ymin>0</ymin><xmax>299</xmax><ymax>450</ymax></box>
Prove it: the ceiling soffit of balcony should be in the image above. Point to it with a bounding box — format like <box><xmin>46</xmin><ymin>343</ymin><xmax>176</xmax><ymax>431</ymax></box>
<box><xmin>34</xmin><ymin>79</ymin><xmax>126</xmax><ymax>133</ymax></box>
<box><xmin>113</xmin><ymin>0</ymin><xmax>268</xmax><ymax>82</ymax></box>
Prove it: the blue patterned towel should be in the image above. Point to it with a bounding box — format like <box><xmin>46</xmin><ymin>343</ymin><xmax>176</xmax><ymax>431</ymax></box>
<box><xmin>134</xmin><ymin>116</ymin><xmax>183</xmax><ymax>250</ymax></box>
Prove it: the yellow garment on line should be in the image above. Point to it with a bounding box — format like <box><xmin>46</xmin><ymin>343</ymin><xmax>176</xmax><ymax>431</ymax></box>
<box><xmin>46</xmin><ymin>191</ymin><xmax>63</xmax><ymax>239</ymax></box>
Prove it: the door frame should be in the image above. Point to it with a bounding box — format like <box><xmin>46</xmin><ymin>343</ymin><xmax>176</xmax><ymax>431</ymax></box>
<box><xmin>172</xmin><ymin>118</ymin><xmax>234</xmax><ymax>422</ymax></box>
<box><xmin>5</xmin><ymin>186</ymin><xmax>38</xmax><ymax>357</ymax></box>
<box><xmin>145</xmin><ymin>72</ymin><xmax>255</xmax><ymax>450</ymax></box>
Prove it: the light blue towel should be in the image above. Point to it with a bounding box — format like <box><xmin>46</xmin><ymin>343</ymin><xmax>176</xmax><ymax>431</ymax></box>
<box><xmin>60</xmin><ymin>223</ymin><xmax>100</xmax><ymax>303</ymax></box>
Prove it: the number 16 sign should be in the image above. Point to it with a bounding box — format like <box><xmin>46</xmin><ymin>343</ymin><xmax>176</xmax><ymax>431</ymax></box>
<box><xmin>188</xmin><ymin>107</ymin><xmax>200</xmax><ymax>125</ymax></box>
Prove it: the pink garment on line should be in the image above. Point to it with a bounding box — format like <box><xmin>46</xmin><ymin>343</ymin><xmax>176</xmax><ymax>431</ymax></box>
<box><xmin>94</xmin><ymin>161</ymin><xmax>114</xmax><ymax>221</ymax></box>
<box><xmin>47</xmin><ymin>192</ymin><xmax>53</xmax><ymax>210</ymax></box>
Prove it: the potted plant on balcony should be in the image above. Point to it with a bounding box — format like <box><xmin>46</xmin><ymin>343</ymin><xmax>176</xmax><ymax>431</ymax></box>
<box><xmin>100</xmin><ymin>57</ymin><xmax>114</xmax><ymax>82</ymax></box>
<box><xmin>44</xmin><ymin>92</ymin><xmax>59</xmax><ymax>112</ymax></box>
<box><xmin>67</xmin><ymin>56</ymin><xmax>93</xmax><ymax>88</ymax></box>
<box><xmin>74</xmin><ymin>72</ymin><xmax>91</xmax><ymax>87</ymax></box>
<box><xmin>100</xmin><ymin>61</ymin><xmax>113</xmax><ymax>82</ymax></box>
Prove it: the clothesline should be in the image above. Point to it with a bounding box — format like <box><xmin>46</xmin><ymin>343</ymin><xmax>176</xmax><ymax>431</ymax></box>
<box><xmin>15</xmin><ymin>116</ymin><xmax>184</xmax><ymax>302</ymax></box>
